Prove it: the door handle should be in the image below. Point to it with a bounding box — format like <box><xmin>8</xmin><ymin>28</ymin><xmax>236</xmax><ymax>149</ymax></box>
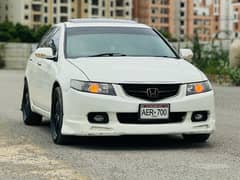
<box><xmin>37</xmin><ymin>62</ymin><xmax>42</xmax><ymax>66</ymax></box>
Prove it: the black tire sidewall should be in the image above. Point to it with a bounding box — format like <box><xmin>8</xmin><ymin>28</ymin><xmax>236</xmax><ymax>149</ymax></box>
<box><xmin>51</xmin><ymin>87</ymin><xmax>65</xmax><ymax>144</ymax></box>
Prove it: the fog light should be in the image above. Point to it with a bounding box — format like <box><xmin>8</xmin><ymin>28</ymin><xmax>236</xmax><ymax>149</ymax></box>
<box><xmin>88</xmin><ymin>113</ymin><xmax>109</xmax><ymax>124</ymax></box>
<box><xmin>191</xmin><ymin>111</ymin><xmax>208</xmax><ymax>122</ymax></box>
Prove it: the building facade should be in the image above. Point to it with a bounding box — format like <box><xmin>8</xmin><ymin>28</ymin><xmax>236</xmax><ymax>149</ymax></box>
<box><xmin>133</xmin><ymin>0</ymin><xmax>239</xmax><ymax>41</ymax></box>
<box><xmin>0</xmin><ymin>0</ymin><xmax>132</xmax><ymax>28</ymax></box>
<box><xmin>0</xmin><ymin>0</ymin><xmax>239</xmax><ymax>41</ymax></box>
<box><xmin>76</xmin><ymin>0</ymin><xmax>132</xmax><ymax>19</ymax></box>
<box><xmin>133</xmin><ymin>0</ymin><xmax>177</xmax><ymax>38</ymax></box>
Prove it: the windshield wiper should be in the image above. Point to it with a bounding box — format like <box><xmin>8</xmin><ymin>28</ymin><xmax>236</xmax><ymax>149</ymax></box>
<box><xmin>88</xmin><ymin>53</ymin><xmax>127</xmax><ymax>57</ymax></box>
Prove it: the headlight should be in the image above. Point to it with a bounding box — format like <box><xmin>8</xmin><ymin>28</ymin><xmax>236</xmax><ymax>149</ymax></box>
<box><xmin>186</xmin><ymin>81</ymin><xmax>212</xmax><ymax>96</ymax></box>
<box><xmin>70</xmin><ymin>80</ymin><xmax>116</xmax><ymax>96</ymax></box>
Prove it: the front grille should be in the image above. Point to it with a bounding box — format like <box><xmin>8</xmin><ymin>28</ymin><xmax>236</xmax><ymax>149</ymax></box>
<box><xmin>117</xmin><ymin>112</ymin><xmax>186</xmax><ymax>124</ymax></box>
<box><xmin>121</xmin><ymin>84</ymin><xmax>180</xmax><ymax>101</ymax></box>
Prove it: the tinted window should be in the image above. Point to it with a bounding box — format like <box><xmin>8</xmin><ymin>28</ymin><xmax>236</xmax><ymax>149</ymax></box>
<box><xmin>65</xmin><ymin>27</ymin><xmax>177</xmax><ymax>59</ymax></box>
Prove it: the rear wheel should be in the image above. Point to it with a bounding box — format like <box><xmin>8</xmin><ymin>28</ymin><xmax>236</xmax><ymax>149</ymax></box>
<box><xmin>21</xmin><ymin>81</ymin><xmax>42</xmax><ymax>125</ymax></box>
<box><xmin>50</xmin><ymin>87</ymin><xmax>68</xmax><ymax>145</ymax></box>
<box><xmin>183</xmin><ymin>134</ymin><xmax>210</xmax><ymax>143</ymax></box>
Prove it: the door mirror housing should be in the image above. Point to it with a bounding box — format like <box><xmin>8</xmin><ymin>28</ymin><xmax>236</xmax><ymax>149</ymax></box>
<box><xmin>34</xmin><ymin>47</ymin><xmax>57</xmax><ymax>61</ymax></box>
<box><xmin>180</xmin><ymin>49</ymin><xmax>193</xmax><ymax>62</ymax></box>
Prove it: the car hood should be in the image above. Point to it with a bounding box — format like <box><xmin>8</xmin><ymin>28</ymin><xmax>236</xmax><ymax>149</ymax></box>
<box><xmin>68</xmin><ymin>57</ymin><xmax>206</xmax><ymax>84</ymax></box>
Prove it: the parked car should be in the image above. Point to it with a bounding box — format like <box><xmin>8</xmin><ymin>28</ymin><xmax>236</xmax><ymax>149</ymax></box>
<box><xmin>21</xmin><ymin>19</ymin><xmax>215</xmax><ymax>145</ymax></box>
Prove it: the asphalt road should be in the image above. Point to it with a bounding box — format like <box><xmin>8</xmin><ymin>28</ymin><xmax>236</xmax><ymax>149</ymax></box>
<box><xmin>0</xmin><ymin>70</ymin><xmax>239</xmax><ymax>180</ymax></box>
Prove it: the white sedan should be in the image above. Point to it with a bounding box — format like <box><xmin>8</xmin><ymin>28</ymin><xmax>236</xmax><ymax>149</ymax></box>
<box><xmin>21</xmin><ymin>19</ymin><xmax>215</xmax><ymax>145</ymax></box>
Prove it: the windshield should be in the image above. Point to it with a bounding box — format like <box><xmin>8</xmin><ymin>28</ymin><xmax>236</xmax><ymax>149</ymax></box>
<box><xmin>65</xmin><ymin>27</ymin><xmax>178</xmax><ymax>59</ymax></box>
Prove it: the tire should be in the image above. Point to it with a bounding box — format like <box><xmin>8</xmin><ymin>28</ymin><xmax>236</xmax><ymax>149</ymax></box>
<box><xmin>183</xmin><ymin>134</ymin><xmax>210</xmax><ymax>143</ymax></box>
<box><xmin>50</xmin><ymin>87</ymin><xmax>68</xmax><ymax>145</ymax></box>
<box><xmin>21</xmin><ymin>81</ymin><xmax>42</xmax><ymax>125</ymax></box>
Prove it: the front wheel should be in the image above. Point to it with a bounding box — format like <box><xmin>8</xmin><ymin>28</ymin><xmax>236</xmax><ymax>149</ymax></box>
<box><xmin>50</xmin><ymin>87</ymin><xmax>68</xmax><ymax>145</ymax></box>
<box><xmin>21</xmin><ymin>81</ymin><xmax>42</xmax><ymax>125</ymax></box>
<box><xmin>182</xmin><ymin>134</ymin><xmax>211</xmax><ymax>143</ymax></box>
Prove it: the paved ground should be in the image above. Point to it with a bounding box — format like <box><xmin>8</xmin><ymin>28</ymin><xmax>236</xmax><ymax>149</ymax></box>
<box><xmin>0</xmin><ymin>70</ymin><xmax>239</xmax><ymax>180</ymax></box>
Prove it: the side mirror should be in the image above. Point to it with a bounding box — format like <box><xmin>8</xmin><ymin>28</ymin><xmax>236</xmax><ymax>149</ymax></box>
<box><xmin>180</xmin><ymin>49</ymin><xmax>193</xmax><ymax>62</ymax></box>
<box><xmin>34</xmin><ymin>47</ymin><xmax>56</xmax><ymax>60</ymax></box>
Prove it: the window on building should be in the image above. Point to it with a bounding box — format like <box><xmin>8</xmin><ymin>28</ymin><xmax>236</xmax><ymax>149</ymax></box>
<box><xmin>160</xmin><ymin>17</ymin><xmax>169</xmax><ymax>23</ymax></box>
<box><xmin>24</xmin><ymin>5</ymin><xmax>29</xmax><ymax>10</ymax></box>
<box><xmin>44</xmin><ymin>16</ymin><xmax>48</xmax><ymax>23</ymax></box>
<box><xmin>44</xmin><ymin>6</ymin><xmax>48</xmax><ymax>13</ymax></box>
<box><xmin>116</xmin><ymin>10</ymin><xmax>124</xmax><ymax>16</ymax></box>
<box><xmin>60</xmin><ymin>16</ymin><xmax>68</xmax><ymax>22</ymax></box>
<box><xmin>110</xmin><ymin>1</ymin><xmax>114</xmax><ymax>7</ymax></box>
<box><xmin>116</xmin><ymin>0</ymin><xmax>124</xmax><ymax>7</ymax></box>
<box><xmin>84</xmin><ymin>9</ymin><xmax>88</xmax><ymax>13</ymax></box>
<box><xmin>102</xmin><ymin>0</ymin><xmax>105</xmax><ymax>7</ymax></box>
<box><xmin>92</xmin><ymin>0</ymin><xmax>98</xmax><ymax>5</ymax></box>
<box><xmin>160</xmin><ymin>0</ymin><xmax>169</xmax><ymax>5</ymax></box>
<box><xmin>110</xmin><ymin>11</ymin><xmax>114</xmax><ymax>16</ymax></box>
<box><xmin>53</xmin><ymin>17</ymin><xmax>57</xmax><ymax>23</ymax></box>
<box><xmin>60</xmin><ymin>6</ymin><xmax>68</xmax><ymax>13</ymax></box>
<box><xmin>24</xmin><ymin>15</ymin><xmax>29</xmax><ymax>20</ymax></box>
<box><xmin>45</xmin><ymin>0</ymin><xmax>48</xmax><ymax>3</ymax></box>
<box><xmin>54</xmin><ymin>7</ymin><xmax>57</xmax><ymax>13</ymax></box>
<box><xmin>160</xmin><ymin>8</ymin><xmax>169</xmax><ymax>14</ymax></box>
<box><xmin>180</xmin><ymin>2</ymin><xmax>184</xmax><ymax>7</ymax></box>
<box><xmin>60</xmin><ymin>0</ymin><xmax>68</xmax><ymax>3</ymax></box>
<box><xmin>102</xmin><ymin>10</ymin><xmax>105</xmax><ymax>16</ymax></box>
<box><xmin>152</xmin><ymin>8</ymin><xmax>155</xmax><ymax>14</ymax></box>
<box><xmin>92</xmin><ymin>8</ymin><xmax>98</xmax><ymax>15</ymax></box>
<box><xmin>32</xmin><ymin>4</ymin><xmax>41</xmax><ymax>11</ymax></box>
<box><xmin>33</xmin><ymin>15</ymin><xmax>41</xmax><ymax>22</ymax></box>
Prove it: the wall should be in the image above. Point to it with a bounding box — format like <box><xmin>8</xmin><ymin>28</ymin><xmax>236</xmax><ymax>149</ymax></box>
<box><xmin>0</xmin><ymin>42</ymin><xmax>36</xmax><ymax>69</ymax></box>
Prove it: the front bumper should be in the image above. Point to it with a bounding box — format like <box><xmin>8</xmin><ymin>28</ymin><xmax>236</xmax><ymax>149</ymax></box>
<box><xmin>62</xmin><ymin>84</ymin><xmax>216</xmax><ymax>136</ymax></box>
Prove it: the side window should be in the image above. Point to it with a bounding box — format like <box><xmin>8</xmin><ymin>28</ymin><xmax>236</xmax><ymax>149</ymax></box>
<box><xmin>38</xmin><ymin>27</ymin><xmax>59</xmax><ymax>48</ymax></box>
<box><xmin>45</xmin><ymin>28</ymin><xmax>61</xmax><ymax>56</ymax></box>
<box><xmin>51</xmin><ymin>29</ymin><xmax>61</xmax><ymax>53</ymax></box>
<box><xmin>37</xmin><ymin>27</ymin><xmax>56</xmax><ymax>48</ymax></box>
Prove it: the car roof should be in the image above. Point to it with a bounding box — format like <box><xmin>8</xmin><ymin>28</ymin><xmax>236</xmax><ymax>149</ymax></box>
<box><xmin>62</xmin><ymin>18</ymin><xmax>151</xmax><ymax>29</ymax></box>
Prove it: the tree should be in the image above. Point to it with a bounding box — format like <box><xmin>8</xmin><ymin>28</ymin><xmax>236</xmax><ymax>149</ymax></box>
<box><xmin>0</xmin><ymin>21</ymin><xmax>50</xmax><ymax>43</ymax></box>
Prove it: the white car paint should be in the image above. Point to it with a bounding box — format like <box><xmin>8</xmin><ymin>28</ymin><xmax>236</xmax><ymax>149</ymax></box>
<box><xmin>25</xmin><ymin>19</ymin><xmax>216</xmax><ymax>137</ymax></box>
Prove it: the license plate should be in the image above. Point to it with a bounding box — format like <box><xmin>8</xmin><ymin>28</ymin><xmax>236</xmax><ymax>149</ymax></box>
<box><xmin>139</xmin><ymin>104</ymin><xmax>170</xmax><ymax>120</ymax></box>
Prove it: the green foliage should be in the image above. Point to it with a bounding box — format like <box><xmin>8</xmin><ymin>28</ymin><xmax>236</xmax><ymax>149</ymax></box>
<box><xmin>228</xmin><ymin>67</ymin><xmax>240</xmax><ymax>85</ymax></box>
<box><xmin>158</xmin><ymin>29</ymin><xmax>177</xmax><ymax>42</ymax></box>
<box><xmin>0</xmin><ymin>44</ymin><xmax>5</xmax><ymax>68</ymax></box>
<box><xmin>0</xmin><ymin>21</ymin><xmax>50</xmax><ymax>43</ymax></box>
<box><xmin>192</xmin><ymin>32</ymin><xmax>240</xmax><ymax>86</ymax></box>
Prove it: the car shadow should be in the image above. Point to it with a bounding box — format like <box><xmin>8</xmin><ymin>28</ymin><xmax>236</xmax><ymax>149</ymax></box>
<box><xmin>39</xmin><ymin>120</ymin><xmax>213</xmax><ymax>151</ymax></box>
